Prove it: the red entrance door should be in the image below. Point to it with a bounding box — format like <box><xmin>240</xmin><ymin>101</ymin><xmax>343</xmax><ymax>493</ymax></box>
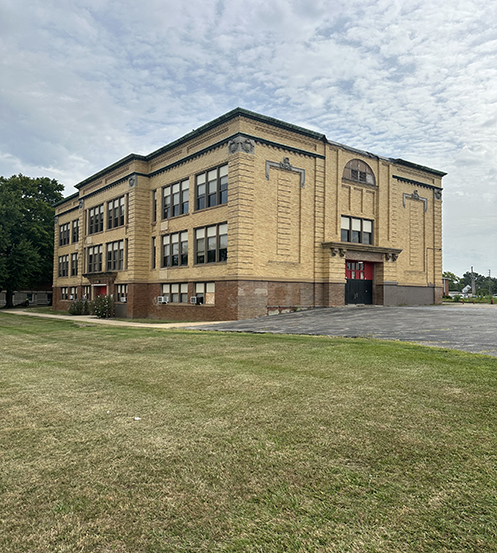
<box><xmin>345</xmin><ymin>261</ymin><xmax>373</xmax><ymax>304</ymax></box>
<box><xmin>96</xmin><ymin>286</ymin><xmax>107</xmax><ymax>296</ymax></box>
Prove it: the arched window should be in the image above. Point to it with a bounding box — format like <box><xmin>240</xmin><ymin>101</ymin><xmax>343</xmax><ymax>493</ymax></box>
<box><xmin>343</xmin><ymin>159</ymin><xmax>376</xmax><ymax>185</ymax></box>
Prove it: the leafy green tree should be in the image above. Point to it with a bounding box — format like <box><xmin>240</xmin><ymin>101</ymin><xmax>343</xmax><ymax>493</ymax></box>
<box><xmin>442</xmin><ymin>271</ymin><xmax>461</xmax><ymax>291</ymax></box>
<box><xmin>0</xmin><ymin>174</ymin><xmax>64</xmax><ymax>308</ymax></box>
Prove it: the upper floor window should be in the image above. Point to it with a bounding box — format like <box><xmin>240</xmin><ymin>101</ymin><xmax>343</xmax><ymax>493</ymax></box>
<box><xmin>107</xmin><ymin>240</ymin><xmax>124</xmax><ymax>271</ymax></box>
<box><xmin>343</xmin><ymin>159</ymin><xmax>375</xmax><ymax>185</ymax></box>
<box><xmin>195</xmin><ymin>223</ymin><xmax>227</xmax><ymax>264</ymax></box>
<box><xmin>341</xmin><ymin>216</ymin><xmax>373</xmax><ymax>245</ymax></box>
<box><xmin>195</xmin><ymin>164</ymin><xmax>228</xmax><ymax>211</ymax></box>
<box><xmin>87</xmin><ymin>244</ymin><xmax>103</xmax><ymax>273</ymax></box>
<box><xmin>72</xmin><ymin>220</ymin><xmax>79</xmax><ymax>243</ymax></box>
<box><xmin>71</xmin><ymin>253</ymin><xmax>78</xmax><ymax>276</ymax></box>
<box><xmin>88</xmin><ymin>205</ymin><xmax>104</xmax><ymax>235</ymax></box>
<box><xmin>163</xmin><ymin>180</ymin><xmax>189</xmax><ymax>219</ymax></box>
<box><xmin>152</xmin><ymin>190</ymin><xmax>157</xmax><ymax>223</ymax></box>
<box><xmin>161</xmin><ymin>231</ymin><xmax>188</xmax><ymax>268</ymax></box>
<box><xmin>58</xmin><ymin>255</ymin><xmax>69</xmax><ymax>277</ymax></box>
<box><xmin>59</xmin><ymin>223</ymin><xmax>70</xmax><ymax>246</ymax></box>
<box><xmin>108</xmin><ymin>196</ymin><xmax>125</xmax><ymax>229</ymax></box>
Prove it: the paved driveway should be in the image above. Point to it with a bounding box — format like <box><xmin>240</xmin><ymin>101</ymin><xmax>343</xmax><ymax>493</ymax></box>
<box><xmin>190</xmin><ymin>305</ymin><xmax>497</xmax><ymax>358</ymax></box>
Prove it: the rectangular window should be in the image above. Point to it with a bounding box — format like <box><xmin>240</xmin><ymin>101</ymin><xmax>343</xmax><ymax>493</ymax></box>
<box><xmin>195</xmin><ymin>282</ymin><xmax>215</xmax><ymax>305</ymax></box>
<box><xmin>152</xmin><ymin>190</ymin><xmax>157</xmax><ymax>223</ymax></box>
<box><xmin>69</xmin><ymin>286</ymin><xmax>78</xmax><ymax>300</ymax></box>
<box><xmin>116</xmin><ymin>284</ymin><xmax>128</xmax><ymax>303</ymax></box>
<box><xmin>58</xmin><ymin>255</ymin><xmax>69</xmax><ymax>277</ymax></box>
<box><xmin>71</xmin><ymin>253</ymin><xmax>78</xmax><ymax>276</ymax></box>
<box><xmin>341</xmin><ymin>216</ymin><xmax>374</xmax><ymax>245</ymax></box>
<box><xmin>161</xmin><ymin>231</ymin><xmax>188</xmax><ymax>268</ymax></box>
<box><xmin>162</xmin><ymin>179</ymin><xmax>189</xmax><ymax>219</ymax></box>
<box><xmin>83</xmin><ymin>285</ymin><xmax>91</xmax><ymax>300</ymax></box>
<box><xmin>59</xmin><ymin>223</ymin><xmax>70</xmax><ymax>246</ymax></box>
<box><xmin>195</xmin><ymin>164</ymin><xmax>228</xmax><ymax>211</ymax></box>
<box><xmin>195</xmin><ymin>223</ymin><xmax>227</xmax><ymax>264</ymax></box>
<box><xmin>61</xmin><ymin>287</ymin><xmax>68</xmax><ymax>300</ymax></box>
<box><xmin>151</xmin><ymin>237</ymin><xmax>157</xmax><ymax>269</ymax></box>
<box><xmin>72</xmin><ymin>220</ymin><xmax>79</xmax><ymax>243</ymax></box>
<box><xmin>107</xmin><ymin>196</ymin><xmax>125</xmax><ymax>229</ymax></box>
<box><xmin>87</xmin><ymin>245</ymin><xmax>103</xmax><ymax>273</ymax></box>
<box><xmin>161</xmin><ymin>283</ymin><xmax>189</xmax><ymax>303</ymax></box>
<box><xmin>88</xmin><ymin>205</ymin><xmax>104</xmax><ymax>234</ymax></box>
<box><xmin>106</xmin><ymin>240</ymin><xmax>124</xmax><ymax>271</ymax></box>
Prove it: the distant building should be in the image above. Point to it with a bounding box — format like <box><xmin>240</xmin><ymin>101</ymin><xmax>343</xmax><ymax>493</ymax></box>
<box><xmin>53</xmin><ymin>108</ymin><xmax>445</xmax><ymax>320</ymax></box>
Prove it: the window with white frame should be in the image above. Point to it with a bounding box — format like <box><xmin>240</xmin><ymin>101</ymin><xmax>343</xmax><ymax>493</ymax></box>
<box><xmin>87</xmin><ymin>245</ymin><xmax>103</xmax><ymax>273</ymax></box>
<box><xmin>88</xmin><ymin>205</ymin><xmax>104</xmax><ymax>234</ymax></box>
<box><xmin>107</xmin><ymin>196</ymin><xmax>125</xmax><ymax>229</ymax></box>
<box><xmin>59</xmin><ymin>223</ymin><xmax>70</xmax><ymax>246</ymax></box>
<box><xmin>72</xmin><ymin>219</ymin><xmax>79</xmax><ymax>243</ymax></box>
<box><xmin>71</xmin><ymin>253</ymin><xmax>78</xmax><ymax>276</ymax></box>
<box><xmin>58</xmin><ymin>255</ymin><xmax>69</xmax><ymax>277</ymax></box>
<box><xmin>107</xmin><ymin>240</ymin><xmax>124</xmax><ymax>271</ymax></box>
<box><xmin>195</xmin><ymin>223</ymin><xmax>227</xmax><ymax>264</ymax></box>
<box><xmin>195</xmin><ymin>164</ymin><xmax>228</xmax><ymax>211</ymax></box>
<box><xmin>151</xmin><ymin>236</ymin><xmax>157</xmax><ymax>269</ymax></box>
<box><xmin>61</xmin><ymin>287</ymin><xmax>68</xmax><ymax>300</ymax></box>
<box><xmin>152</xmin><ymin>190</ymin><xmax>157</xmax><ymax>223</ymax></box>
<box><xmin>162</xmin><ymin>179</ymin><xmax>189</xmax><ymax>219</ymax></box>
<box><xmin>161</xmin><ymin>283</ymin><xmax>189</xmax><ymax>303</ymax></box>
<box><xmin>161</xmin><ymin>231</ymin><xmax>188</xmax><ymax>267</ymax></box>
<box><xmin>116</xmin><ymin>284</ymin><xmax>128</xmax><ymax>303</ymax></box>
<box><xmin>83</xmin><ymin>285</ymin><xmax>91</xmax><ymax>299</ymax></box>
<box><xmin>195</xmin><ymin>282</ymin><xmax>215</xmax><ymax>305</ymax></box>
<box><xmin>341</xmin><ymin>216</ymin><xmax>373</xmax><ymax>245</ymax></box>
<box><xmin>69</xmin><ymin>286</ymin><xmax>78</xmax><ymax>300</ymax></box>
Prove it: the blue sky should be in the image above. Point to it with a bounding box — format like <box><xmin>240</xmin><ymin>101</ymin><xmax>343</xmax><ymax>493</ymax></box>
<box><xmin>1</xmin><ymin>0</ymin><xmax>496</xmax><ymax>278</ymax></box>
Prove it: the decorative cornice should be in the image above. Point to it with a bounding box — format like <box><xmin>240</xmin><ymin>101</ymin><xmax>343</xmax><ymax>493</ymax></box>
<box><xmin>393</xmin><ymin>174</ymin><xmax>443</xmax><ymax>192</ymax></box>
<box><xmin>266</xmin><ymin>157</ymin><xmax>306</xmax><ymax>188</ymax></box>
<box><xmin>322</xmin><ymin>241</ymin><xmax>402</xmax><ymax>262</ymax></box>
<box><xmin>228</xmin><ymin>134</ymin><xmax>255</xmax><ymax>155</ymax></box>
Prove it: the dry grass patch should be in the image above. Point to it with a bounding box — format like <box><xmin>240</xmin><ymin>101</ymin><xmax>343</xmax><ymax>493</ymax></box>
<box><xmin>1</xmin><ymin>313</ymin><xmax>497</xmax><ymax>552</ymax></box>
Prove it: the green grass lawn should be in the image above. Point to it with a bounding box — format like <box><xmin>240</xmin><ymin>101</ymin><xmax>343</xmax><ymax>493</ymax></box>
<box><xmin>1</xmin><ymin>313</ymin><xmax>496</xmax><ymax>553</ymax></box>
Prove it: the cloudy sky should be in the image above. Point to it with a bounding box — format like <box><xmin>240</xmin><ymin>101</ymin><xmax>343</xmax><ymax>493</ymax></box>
<box><xmin>1</xmin><ymin>0</ymin><xmax>496</xmax><ymax>278</ymax></box>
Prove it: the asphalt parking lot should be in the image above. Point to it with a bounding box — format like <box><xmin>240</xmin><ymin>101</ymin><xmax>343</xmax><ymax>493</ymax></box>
<box><xmin>190</xmin><ymin>304</ymin><xmax>497</xmax><ymax>358</ymax></box>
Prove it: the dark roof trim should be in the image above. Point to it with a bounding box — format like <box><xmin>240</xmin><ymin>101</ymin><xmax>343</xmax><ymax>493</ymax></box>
<box><xmin>393</xmin><ymin>175</ymin><xmax>443</xmax><ymax>191</ymax></box>
<box><xmin>54</xmin><ymin>191</ymin><xmax>79</xmax><ymax>208</ymax></box>
<box><xmin>393</xmin><ymin>159</ymin><xmax>446</xmax><ymax>177</ymax></box>
<box><xmin>55</xmin><ymin>205</ymin><xmax>79</xmax><ymax>218</ymax></box>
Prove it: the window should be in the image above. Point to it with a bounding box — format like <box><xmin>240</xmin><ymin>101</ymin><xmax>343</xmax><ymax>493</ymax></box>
<box><xmin>83</xmin><ymin>285</ymin><xmax>91</xmax><ymax>300</ymax></box>
<box><xmin>195</xmin><ymin>282</ymin><xmax>215</xmax><ymax>305</ymax></box>
<box><xmin>107</xmin><ymin>240</ymin><xmax>124</xmax><ymax>271</ymax></box>
<box><xmin>161</xmin><ymin>231</ymin><xmax>188</xmax><ymax>268</ymax></box>
<box><xmin>151</xmin><ymin>237</ymin><xmax>157</xmax><ymax>269</ymax></box>
<box><xmin>152</xmin><ymin>190</ymin><xmax>157</xmax><ymax>223</ymax></box>
<box><xmin>116</xmin><ymin>284</ymin><xmax>128</xmax><ymax>303</ymax></box>
<box><xmin>343</xmin><ymin>159</ymin><xmax>376</xmax><ymax>185</ymax></box>
<box><xmin>58</xmin><ymin>255</ymin><xmax>69</xmax><ymax>277</ymax></box>
<box><xmin>195</xmin><ymin>164</ymin><xmax>228</xmax><ymax>211</ymax></box>
<box><xmin>162</xmin><ymin>179</ymin><xmax>189</xmax><ymax>219</ymax></box>
<box><xmin>195</xmin><ymin>223</ymin><xmax>227</xmax><ymax>264</ymax></box>
<box><xmin>61</xmin><ymin>287</ymin><xmax>68</xmax><ymax>300</ymax></box>
<box><xmin>341</xmin><ymin>216</ymin><xmax>373</xmax><ymax>245</ymax></box>
<box><xmin>108</xmin><ymin>196</ymin><xmax>125</xmax><ymax>229</ymax></box>
<box><xmin>88</xmin><ymin>205</ymin><xmax>104</xmax><ymax>234</ymax></box>
<box><xmin>59</xmin><ymin>223</ymin><xmax>70</xmax><ymax>246</ymax></box>
<box><xmin>87</xmin><ymin>245</ymin><xmax>103</xmax><ymax>273</ymax></box>
<box><xmin>162</xmin><ymin>283</ymin><xmax>189</xmax><ymax>303</ymax></box>
<box><xmin>69</xmin><ymin>286</ymin><xmax>78</xmax><ymax>300</ymax></box>
<box><xmin>71</xmin><ymin>253</ymin><xmax>78</xmax><ymax>276</ymax></box>
<box><xmin>72</xmin><ymin>220</ymin><xmax>79</xmax><ymax>243</ymax></box>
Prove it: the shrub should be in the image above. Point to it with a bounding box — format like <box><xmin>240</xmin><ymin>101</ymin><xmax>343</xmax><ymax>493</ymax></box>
<box><xmin>453</xmin><ymin>295</ymin><xmax>461</xmax><ymax>302</ymax></box>
<box><xmin>90</xmin><ymin>294</ymin><xmax>115</xmax><ymax>319</ymax></box>
<box><xmin>68</xmin><ymin>298</ymin><xmax>91</xmax><ymax>315</ymax></box>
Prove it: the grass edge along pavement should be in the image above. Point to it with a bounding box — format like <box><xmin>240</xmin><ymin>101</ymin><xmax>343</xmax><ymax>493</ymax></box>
<box><xmin>1</xmin><ymin>313</ymin><xmax>496</xmax><ymax>553</ymax></box>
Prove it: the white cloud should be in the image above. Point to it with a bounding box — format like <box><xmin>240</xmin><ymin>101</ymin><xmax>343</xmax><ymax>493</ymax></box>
<box><xmin>0</xmin><ymin>0</ymin><xmax>496</xmax><ymax>276</ymax></box>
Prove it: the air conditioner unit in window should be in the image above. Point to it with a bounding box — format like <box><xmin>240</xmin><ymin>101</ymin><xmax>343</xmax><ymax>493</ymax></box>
<box><xmin>190</xmin><ymin>296</ymin><xmax>198</xmax><ymax>304</ymax></box>
<box><xmin>120</xmin><ymin>297</ymin><xmax>127</xmax><ymax>303</ymax></box>
<box><xmin>158</xmin><ymin>295</ymin><xmax>169</xmax><ymax>304</ymax></box>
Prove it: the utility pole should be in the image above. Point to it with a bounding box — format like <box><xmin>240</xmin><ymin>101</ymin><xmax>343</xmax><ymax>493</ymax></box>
<box><xmin>471</xmin><ymin>266</ymin><xmax>476</xmax><ymax>296</ymax></box>
<box><xmin>490</xmin><ymin>269</ymin><xmax>492</xmax><ymax>297</ymax></box>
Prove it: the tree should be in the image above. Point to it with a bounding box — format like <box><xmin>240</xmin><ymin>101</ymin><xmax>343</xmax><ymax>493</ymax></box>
<box><xmin>442</xmin><ymin>271</ymin><xmax>461</xmax><ymax>292</ymax></box>
<box><xmin>0</xmin><ymin>174</ymin><xmax>64</xmax><ymax>308</ymax></box>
